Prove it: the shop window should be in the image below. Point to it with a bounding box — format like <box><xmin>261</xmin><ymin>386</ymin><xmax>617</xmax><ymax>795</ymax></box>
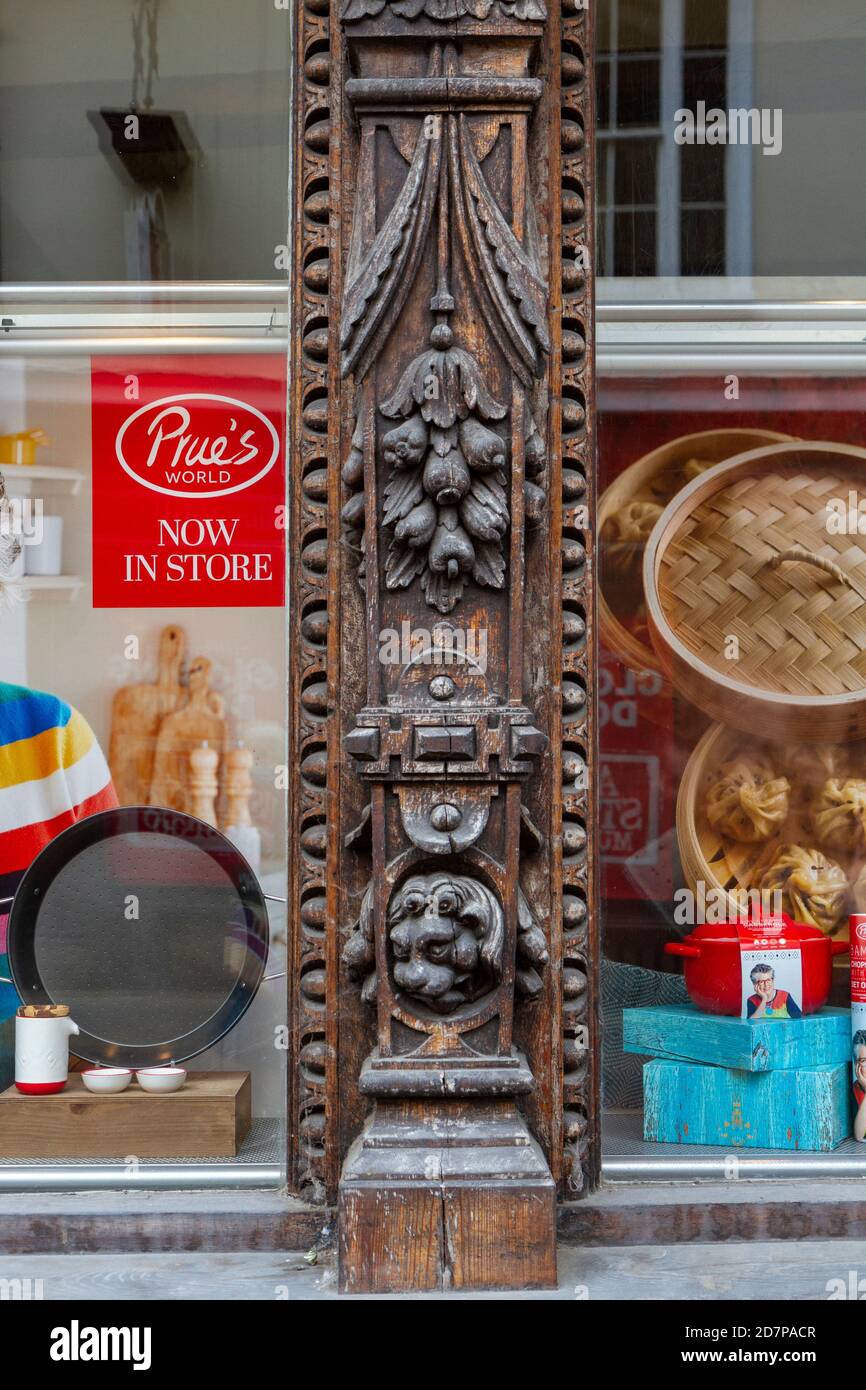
<box><xmin>0</xmin><ymin>1</ymin><xmax>290</xmax><ymax>1191</ymax></box>
<box><xmin>598</xmin><ymin>2</ymin><xmax>866</xmax><ymax>1178</ymax></box>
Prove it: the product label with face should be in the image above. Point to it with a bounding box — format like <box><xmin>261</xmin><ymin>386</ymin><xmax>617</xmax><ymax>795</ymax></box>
<box><xmin>851</xmin><ymin>916</ymin><xmax>866</xmax><ymax>1139</ymax></box>
<box><xmin>736</xmin><ymin>917</ymin><xmax>803</xmax><ymax>1021</ymax></box>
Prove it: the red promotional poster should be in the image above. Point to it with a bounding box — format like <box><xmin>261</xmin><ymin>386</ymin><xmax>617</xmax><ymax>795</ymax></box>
<box><xmin>91</xmin><ymin>355</ymin><xmax>285</xmax><ymax>607</ymax></box>
<box><xmin>598</xmin><ymin>652</ymin><xmax>673</xmax><ymax>901</ymax></box>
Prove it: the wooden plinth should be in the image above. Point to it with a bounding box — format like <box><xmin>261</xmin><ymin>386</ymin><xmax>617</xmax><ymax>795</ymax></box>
<box><xmin>338</xmin><ymin>1097</ymin><xmax>557</xmax><ymax>1294</ymax></box>
<box><xmin>0</xmin><ymin>1072</ymin><xmax>251</xmax><ymax>1159</ymax></box>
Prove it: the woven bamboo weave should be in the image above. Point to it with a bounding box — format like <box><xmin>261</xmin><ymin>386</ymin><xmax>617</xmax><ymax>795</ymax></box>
<box><xmin>644</xmin><ymin>445</ymin><xmax>866</xmax><ymax>739</ymax></box>
<box><xmin>659</xmin><ymin>468</ymin><xmax>866</xmax><ymax>698</ymax></box>
<box><xmin>598</xmin><ymin>429</ymin><xmax>790</xmax><ymax>683</ymax></box>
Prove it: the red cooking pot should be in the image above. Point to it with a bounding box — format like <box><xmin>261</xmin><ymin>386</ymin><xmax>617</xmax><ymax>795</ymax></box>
<box><xmin>664</xmin><ymin>918</ymin><xmax>849</xmax><ymax>1015</ymax></box>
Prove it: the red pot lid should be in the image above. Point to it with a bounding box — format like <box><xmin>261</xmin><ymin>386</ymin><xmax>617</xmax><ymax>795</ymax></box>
<box><xmin>683</xmin><ymin>911</ymin><xmax>825</xmax><ymax>947</ymax></box>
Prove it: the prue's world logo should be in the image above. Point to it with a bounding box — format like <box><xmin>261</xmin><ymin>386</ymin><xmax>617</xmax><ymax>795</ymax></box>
<box><xmin>115</xmin><ymin>393</ymin><xmax>279</xmax><ymax>499</ymax></box>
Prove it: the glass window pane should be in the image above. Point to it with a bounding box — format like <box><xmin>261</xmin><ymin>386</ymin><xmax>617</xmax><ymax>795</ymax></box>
<box><xmin>681</xmin><ymin>141</ymin><xmax>725</xmax><ymax>205</ymax></box>
<box><xmin>685</xmin><ymin>0</ymin><xmax>728</xmax><ymax>51</ymax></box>
<box><xmin>682</xmin><ymin>54</ymin><xmax>728</xmax><ymax>112</ymax></box>
<box><xmin>597</xmin><ymin>56</ymin><xmax>612</xmax><ymax>128</ymax></box>
<box><xmin>614</xmin><ymin>138</ymin><xmax>659</xmax><ymax>207</ymax></box>
<box><xmin>617</xmin><ymin>57</ymin><xmax>661</xmax><ymax>127</ymax></box>
<box><xmin>680</xmin><ymin>206</ymin><xmax>726</xmax><ymax>273</ymax></box>
<box><xmin>614</xmin><ymin>208</ymin><xmax>657</xmax><ymax>276</ymax></box>
<box><xmin>618</xmin><ymin>0</ymin><xmax>661</xmax><ymax>53</ymax></box>
<box><xmin>597</xmin><ymin>0</ymin><xmax>613</xmax><ymax>54</ymax></box>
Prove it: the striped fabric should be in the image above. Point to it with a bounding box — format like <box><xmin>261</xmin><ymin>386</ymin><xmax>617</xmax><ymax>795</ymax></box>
<box><xmin>0</xmin><ymin>683</ymin><xmax>117</xmax><ymax>1018</ymax></box>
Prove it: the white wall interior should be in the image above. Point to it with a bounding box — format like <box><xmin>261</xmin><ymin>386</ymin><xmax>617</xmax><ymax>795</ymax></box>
<box><xmin>0</xmin><ymin>0</ymin><xmax>291</xmax><ymax>281</ymax></box>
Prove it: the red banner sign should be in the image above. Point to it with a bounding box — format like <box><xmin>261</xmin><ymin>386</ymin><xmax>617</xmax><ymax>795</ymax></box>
<box><xmin>91</xmin><ymin>355</ymin><xmax>285</xmax><ymax>607</ymax></box>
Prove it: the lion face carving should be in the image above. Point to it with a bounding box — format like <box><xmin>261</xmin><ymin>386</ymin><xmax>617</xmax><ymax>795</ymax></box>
<box><xmin>342</xmin><ymin>870</ymin><xmax>548</xmax><ymax>1014</ymax></box>
<box><xmin>387</xmin><ymin>873</ymin><xmax>503</xmax><ymax>1014</ymax></box>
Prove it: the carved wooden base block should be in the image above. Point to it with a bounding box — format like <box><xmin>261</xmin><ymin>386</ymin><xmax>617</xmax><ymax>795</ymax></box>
<box><xmin>339</xmin><ymin>1052</ymin><xmax>557</xmax><ymax>1291</ymax></box>
<box><xmin>338</xmin><ymin>1085</ymin><xmax>556</xmax><ymax>1294</ymax></box>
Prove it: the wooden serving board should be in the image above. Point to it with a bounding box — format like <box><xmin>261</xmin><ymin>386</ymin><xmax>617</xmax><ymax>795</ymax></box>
<box><xmin>0</xmin><ymin>1072</ymin><xmax>251</xmax><ymax>1159</ymax></box>
<box><xmin>109</xmin><ymin>624</ymin><xmax>187</xmax><ymax>805</ymax></box>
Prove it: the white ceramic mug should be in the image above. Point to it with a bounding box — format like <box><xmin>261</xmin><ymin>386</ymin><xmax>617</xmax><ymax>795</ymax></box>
<box><xmin>15</xmin><ymin>1008</ymin><xmax>79</xmax><ymax>1094</ymax></box>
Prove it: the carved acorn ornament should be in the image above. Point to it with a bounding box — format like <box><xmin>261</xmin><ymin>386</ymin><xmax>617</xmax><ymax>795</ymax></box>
<box><xmin>378</xmin><ymin>325</ymin><xmax>514</xmax><ymax>613</ymax></box>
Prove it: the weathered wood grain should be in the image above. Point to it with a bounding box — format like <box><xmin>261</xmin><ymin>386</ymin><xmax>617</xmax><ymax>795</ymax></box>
<box><xmin>0</xmin><ymin>1073</ymin><xmax>251</xmax><ymax>1160</ymax></box>
<box><xmin>624</xmin><ymin>1004</ymin><xmax>851</xmax><ymax>1073</ymax></box>
<box><xmin>643</xmin><ymin>1059</ymin><xmax>851</xmax><ymax>1152</ymax></box>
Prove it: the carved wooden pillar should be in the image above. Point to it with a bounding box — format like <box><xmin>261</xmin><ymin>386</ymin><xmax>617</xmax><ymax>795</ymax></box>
<box><xmin>290</xmin><ymin>0</ymin><xmax>596</xmax><ymax>1293</ymax></box>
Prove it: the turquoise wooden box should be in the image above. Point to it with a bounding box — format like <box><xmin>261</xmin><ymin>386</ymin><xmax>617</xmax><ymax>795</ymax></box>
<box><xmin>623</xmin><ymin>1003</ymin><xmax>850</xmax><ymax>1072</ymax></box>
<box><xmin>643</xmin><ymin>1058</ymin><xmax>851</xmax><ymax>1151</ymax></box>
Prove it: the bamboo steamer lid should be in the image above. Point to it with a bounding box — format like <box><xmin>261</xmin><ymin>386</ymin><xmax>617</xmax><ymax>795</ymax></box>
<box><xmin>643</xmin><ymin>441</ymin><xmax>866</xmax><ymax>743</ymax></box>
<box><xmin>598</xmin><ymin>429</ymin><xmax>792</xmax><ymax>683</ymax></box>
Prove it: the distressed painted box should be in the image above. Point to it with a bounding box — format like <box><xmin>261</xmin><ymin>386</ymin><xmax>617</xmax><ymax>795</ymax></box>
<box><xmin>643</xmin><ymin>1058</ymin><xmax>850</xmax><ymax>1151</ymax></box>
<box><xmin>624</xmin><ymin>1003</ymin><xmax>850</xmax><ymax>1072</ymax></box>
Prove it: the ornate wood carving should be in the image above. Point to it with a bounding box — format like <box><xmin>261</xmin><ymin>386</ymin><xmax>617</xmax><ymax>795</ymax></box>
<box><xmin>288</xmin><ymin>0</ymin><xmax>596</xmax><ymax>1289</ymax></box>
<box><xmin>558</xmin><ymin>0</ymin><xmax>598</xmax><ymax>1200</ymax></box>
<box><xmin>288</xmin><ymin>0</ymin><xmax>337</xmax><ymax>1203</ymax></box>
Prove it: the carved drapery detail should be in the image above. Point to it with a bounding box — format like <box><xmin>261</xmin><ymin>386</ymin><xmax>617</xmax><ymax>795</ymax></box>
<box><xmin>340</xmin><ymin>92</ymin><xmax>550</xmax><ymax>614</ymax></box>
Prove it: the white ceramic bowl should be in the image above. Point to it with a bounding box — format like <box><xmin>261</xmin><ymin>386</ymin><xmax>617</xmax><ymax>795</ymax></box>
<box><xmin>82</xmin><ymin>1068</ymin><xmax>133</xmax><ymax>1094</ymax></box>
<box><xmin>135</xmin><ymin>1067</ymin><xmax>187</xmax><ymax>1094</ymax></box>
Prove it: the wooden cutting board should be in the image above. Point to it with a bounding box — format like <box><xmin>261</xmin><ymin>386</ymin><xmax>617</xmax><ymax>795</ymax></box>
<box><xmin>0</xmin><ymin>1071</ymin><xmax>251</xmax><ymax>1159</ymax></box>
<box><xmin>109</xmin><ymin>624</ymin><xmax>187</xmax><ymax>805</ymax></box>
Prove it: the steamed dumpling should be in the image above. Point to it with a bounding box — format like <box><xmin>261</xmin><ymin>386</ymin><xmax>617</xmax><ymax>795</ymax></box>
<box><xmin>812</xmin><ymin>778</ymin><xmax>866</xmax><ymax>853</ymax></box>
<box><xmin>852</xmin><ymin>864</ymin><xmax>866</xmax><ymax>914</ymax></box>
<box><xmin>757</xmin><ymin>844</ymin><xmax>848</xmax><ymax>934</ymax></box>
<box><xmin>781</xmin><ymin>744</ymin><xmax>847</xmax><ymax>789</ymax></box>
<box><xmin>602</xmin><ymin>500</ymin><xmax>662</xmax><ymax>579</ymax></box>
<box><xmin>705</xmin><ymin>756</ymin><xmax>790</xmax><ymax>843</ymax></box>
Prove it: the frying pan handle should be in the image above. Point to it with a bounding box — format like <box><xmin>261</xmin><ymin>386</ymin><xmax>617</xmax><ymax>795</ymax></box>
<box><xmin>664</xmin><ymin>942</ymin><xmax>701</xmax><ymax>959</ymax></box>
<box><xmin>832</xmin><ymin>941</ymin><xmax>850</xmax><ymax>957</ymax></box>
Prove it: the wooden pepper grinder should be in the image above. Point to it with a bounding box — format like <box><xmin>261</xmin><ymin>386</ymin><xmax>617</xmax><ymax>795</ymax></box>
<box><xmin>189</xmin><ymin>742</ymin><xmax>219</xmax><ymax>826</ymax></box>
<box><xmin>222</xmin><ymin>744</ymin><xmax>261</xmax><ymax>871</ymax></box>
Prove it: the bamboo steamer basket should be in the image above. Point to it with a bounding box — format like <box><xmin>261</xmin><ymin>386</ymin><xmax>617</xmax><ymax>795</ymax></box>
<box><xmin>677</xmin><ymin>721</ymin><xmax>862</xmax><ymax>941</ymax></box>
<box><xmin>644</xmin><ymin>441</ymin><xmax>866</xmax><ymax>744</ymax></box>
<box><xmin>599</xmin><ymin>429</ymin><xmax>792</xmax><ymax>680</ymax></box>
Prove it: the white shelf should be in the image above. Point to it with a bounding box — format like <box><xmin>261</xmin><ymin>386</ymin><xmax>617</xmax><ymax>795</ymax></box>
<box><xmin>17</xmin><ymin>575</ymin><xmax>84</xmax><ymax>600</ymax></box>
<box><xmin>0</xmin><ymin>464</ymin><xmax>85</xmax><ymax>494</ymax></box>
